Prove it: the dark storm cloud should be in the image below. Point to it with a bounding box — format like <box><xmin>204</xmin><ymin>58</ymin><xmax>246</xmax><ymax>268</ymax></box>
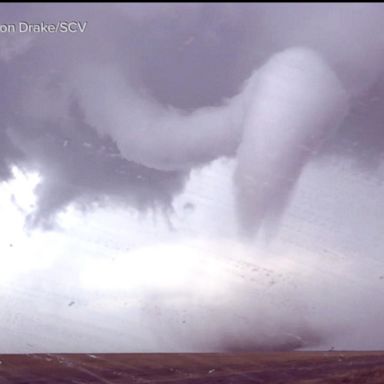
<box><xmin>0</xmin><ymin>3</ymin><xmax>384</xmax><ymax>232</ymax></box>
<box><xmin>8</xmin><ymin>100</ymin><xmax>186</xmax><ymax>228</ymax></box>
<box><xmin>1</xmin><ymin>3</ymin><xmax>384</xmax><ymax>354</ymax></box>
<box><xmin>0</xmin><ymin>4</ymin><xmax>194</xmax><ymax>225</ymax></box>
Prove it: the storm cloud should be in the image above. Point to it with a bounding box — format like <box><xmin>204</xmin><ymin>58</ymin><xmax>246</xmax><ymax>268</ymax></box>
<box><xmin>1</xmin><ymin>3</ymin><xmax>384</xmax><ymax>352</ymax></box>
<box><xmin>0</xmin><ymin>3</ymin><xmax>383</xmax><ymax>231</ymax></box>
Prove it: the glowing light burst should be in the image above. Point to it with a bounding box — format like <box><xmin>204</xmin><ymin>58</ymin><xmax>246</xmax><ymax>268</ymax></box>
<box><xmin>81</xmin><ymin>240</ymin><xmax>237</xmax><ymax>295</ymax></box>
<box><xmin>0</xmin><ymin>167</ymin><xmax>48</xmax><ymax>284</ymax></box>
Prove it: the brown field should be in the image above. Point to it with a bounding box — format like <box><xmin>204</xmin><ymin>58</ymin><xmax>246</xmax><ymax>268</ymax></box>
<box><xmin>0</xmin><ymin>352</ymin><xmax>384</xmax><ymax>383</ymax></box>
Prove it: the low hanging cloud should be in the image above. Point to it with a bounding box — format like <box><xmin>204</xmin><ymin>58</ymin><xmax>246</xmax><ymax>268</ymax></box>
<box><xmin>69</xmin><ymin>47</ymin><xmax>348</xmax><ymax>236</ymax></box>
<box><xmin>1</xmin><ymin>3</ymin><xmax>384</xmax><ymax>233</ymax></box>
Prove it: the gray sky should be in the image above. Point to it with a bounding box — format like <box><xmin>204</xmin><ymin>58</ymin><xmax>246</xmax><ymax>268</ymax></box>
<box><xmin>0</xmin><ymin>3</ymin><xmax>384</xmax><ymax>352</ymax></box>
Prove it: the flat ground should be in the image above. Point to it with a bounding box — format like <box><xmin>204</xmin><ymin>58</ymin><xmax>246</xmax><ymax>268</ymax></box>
<box><xmin>0</xmin><ymin>352</ymin><xmax>384</xmax><ymax>383</ymax></box>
